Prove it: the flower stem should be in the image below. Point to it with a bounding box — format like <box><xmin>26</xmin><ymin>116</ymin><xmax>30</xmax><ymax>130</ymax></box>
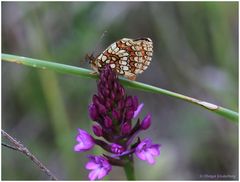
<box><xmin>122</xmin><ymin>156</ymin><xmax>135</xmax><ymax>180</ymax></box>
<box><xmin>1</xmin><ymin>53</ymin><xmax>238</xmax><ymax>122</ymax></box>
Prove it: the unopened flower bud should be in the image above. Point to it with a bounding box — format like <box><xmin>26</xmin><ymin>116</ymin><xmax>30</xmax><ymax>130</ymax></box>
<box><xmin>105</xmin><ymin>98</ymin><xmax>112</xmax><ymax>109</ymax></box>
<box><xmin>112</xmin><ymin>109</ymin><xmax>120</xmax><ymax>121</ymax></box>
<box><xmin>113</xmin><ymin>82</ymin><xmax>119</xmax><ymax>91</ymax></box>
<box><xmin>104</xmin><ymin>89</ymin><xmax>110</xmax><ymax>97</ymax></box>
<box><xmin>104</xmin><ymin>116</ymin><xmax>113</xmax><ymax>128</ymax></box>
<box><xmin>118</xmin><ymin>86</ymin><xmax>125</xmax><ymax>98</ymax></box>
<box><xmin>121</xmin><ymin>122</ymin><xmax>131</xmax><ymax>135</ymax></box>
<box><xmin>110</xmin><ymin>92</ymin><xmax>115</xmax><ymax>100</ymax></box>
<box><xmin>97</xmin><ymin>103</ymin><xmax>107</xmax><ymax>114</ymax></box>
<box><xmin>141</xmin><ymin>114</ymin><xmax>151</xmax><ymax>130</ymax></box>
<box><xmin>98</xmin><ymin>92</ymin><xmax>105</xmax><ymax>102</ymax></box>
<box><xmin>125</xmin><ymin>110</ymin><xmax>134</xmax><ymax>120</ymax></box>
<box><xmin>92</xmin><ymin>95</ymin><xmax>100</xmax><ymax>105</ymax></box>
<box><xmin>88</xmin><ymin>104</ymin><xmax>99</xmax><ymax>121</ymax></box>
<box><xmin>125</xmin><ymin>96</ymin><xmax>133</xmax><ymax>107</ymax></box>
<box><xmin>92</xmin><ymin>124</ymin><xmax>103</xmax><ymax>137</ymax></box>
<box><xmin>117</xmin><ymin>100</ymin><xmax>125</xmax><ymax>110</ymax></box>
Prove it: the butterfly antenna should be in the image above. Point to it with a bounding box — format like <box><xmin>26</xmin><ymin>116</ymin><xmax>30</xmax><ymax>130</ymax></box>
<box><xmin>85</xmin><ymin>30</ymin><xmax>108</xmax><ymax>64</ymax></box>
<box><xmin>92</xmin><ymin>30</ymin><xmax>108</xmax><ymax>55</ymax></box>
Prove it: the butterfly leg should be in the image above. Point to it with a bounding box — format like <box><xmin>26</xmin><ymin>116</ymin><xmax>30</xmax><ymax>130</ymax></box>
<box><xmin>90</xmin><ymin>71</ymin><xmax>99</xmax><ymax>75</ymax></box>
<box><xmin>127</xmin><ymin>74</ymin><xmax>136</xmax><ymax>81</ymax></box>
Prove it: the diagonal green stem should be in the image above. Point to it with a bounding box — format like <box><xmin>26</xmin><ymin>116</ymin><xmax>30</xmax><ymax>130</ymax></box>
<box><xmin>1</xmin><ymin>53</ymin><xmax>238</xmax><ymax>122</ymax></box>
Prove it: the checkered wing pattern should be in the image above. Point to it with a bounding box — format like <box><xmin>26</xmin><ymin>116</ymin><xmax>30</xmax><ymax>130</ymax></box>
<box><xmin>90</xmin><ymin>38</ymin><xmax>153</xmax><ymax>80</ymax></box>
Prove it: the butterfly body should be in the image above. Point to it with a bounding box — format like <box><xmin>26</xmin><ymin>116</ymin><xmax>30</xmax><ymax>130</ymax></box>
<box><xmin>88</xmin><ymin>38</ymin><xmax>153</xmax><ymax>80</ymax></box>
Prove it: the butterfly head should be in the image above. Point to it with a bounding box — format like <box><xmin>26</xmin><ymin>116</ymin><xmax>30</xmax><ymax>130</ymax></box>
<box><xmin>85</xmin><ymin>53</ymin><xmax>99</xmax><ymax>72</ymax></box>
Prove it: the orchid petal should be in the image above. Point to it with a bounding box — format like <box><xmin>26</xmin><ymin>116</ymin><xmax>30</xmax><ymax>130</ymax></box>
<box><xmin>97</xmin><ymin>168</ymin><xmax>107</xmax><ymax>179</ymax></box>
<box><xmin>133</xmin><ymin>103</ymin><xmax>144</xmax><ymax>118</ymax></box>
<box><xmin>89</xmin><ymin>169</ymin><xmax>99</xmax><ymax>181</ymax></box>
<box><xmin>85</xmin><ymin>162</ymin><xmax>100</xmax><ymax>170</ymax></box>
<box><xmin>145</xmin><ymin>152</ymin><xmax>155</xmax><ymax>164</ymax></box>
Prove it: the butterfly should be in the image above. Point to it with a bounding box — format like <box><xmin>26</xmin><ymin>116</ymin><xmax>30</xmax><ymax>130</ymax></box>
<box><xmin>86</xmin><ymin>38</ymin><xmax>153</xmax><ymax>80</ymax></box>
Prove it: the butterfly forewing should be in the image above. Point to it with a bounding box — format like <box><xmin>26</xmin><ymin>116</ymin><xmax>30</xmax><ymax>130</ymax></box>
<box><xmin>90</xmin><ymin>38</ymin><xmax>153</xmax><ymax>80</ymax></box>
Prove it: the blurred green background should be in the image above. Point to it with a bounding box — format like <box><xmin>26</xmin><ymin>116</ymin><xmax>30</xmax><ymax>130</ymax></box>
<box><xmin>2</xmin><ymin>2</ymin><xmax>238</xmax><ymax>180</ymax></box>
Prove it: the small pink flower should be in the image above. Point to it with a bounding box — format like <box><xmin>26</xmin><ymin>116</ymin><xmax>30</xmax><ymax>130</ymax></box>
<box><xmin>74</xmin><ymin>129</ymin><xmax>94</xmax><ymax>152</ymax></box>
<box><xmin>135</xmin><ymin>138</ymin><xmax>160</xmax><ymax>165</ymax></box>
<box><xmin>85</xmin><ymin>155</ymin><xmax>112</xmax><ymax>181</ymax></box>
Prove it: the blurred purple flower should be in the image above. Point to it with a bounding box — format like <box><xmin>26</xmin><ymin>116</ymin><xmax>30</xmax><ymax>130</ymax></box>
<box><xmin>85</xmin><ymin>155</ymin><xmax>112</xmax><ymax>181</ymax></box>
<box><xmin>74</xmin><ymin>129</ymin><xmax>95</xmax><ymax>152</ymax></box>
<box><xmin>135</xmin><ymin>138</ymin><xmax>161</xmax><ymax>164</ymax></box>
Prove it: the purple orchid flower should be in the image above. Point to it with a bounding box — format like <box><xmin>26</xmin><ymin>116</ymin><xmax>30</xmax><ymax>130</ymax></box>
<box><xmin>74</xmin><ymin>66</ymin><xmax>161</xmax><ymax>180</ymax></box>
<box><xmin>135</xmin><ymin>138</ymin><xmax>161</xmax><ymax>165</ymax></box>
<box><xmin>85</xmin><ymin>155</ymin><xmax>112</xmax><ymax>181</ymax></box>
<box><xmin>74</xmin><ymin>129</ymin><xmax>95</xmax><ymax>152</ymax></box>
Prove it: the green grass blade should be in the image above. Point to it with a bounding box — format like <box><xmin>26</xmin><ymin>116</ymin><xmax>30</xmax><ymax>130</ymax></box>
<box><xmin>2</xmin><ymin>53</ymin><xmax>238</xmax><ymax>123</ymax></box>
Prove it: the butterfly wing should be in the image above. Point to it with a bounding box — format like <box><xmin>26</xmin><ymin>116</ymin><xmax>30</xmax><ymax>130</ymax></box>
<box><xmin>92</xmin><ymin>38</ymin><xmax>153</xmax><ymax>80</ymax></box>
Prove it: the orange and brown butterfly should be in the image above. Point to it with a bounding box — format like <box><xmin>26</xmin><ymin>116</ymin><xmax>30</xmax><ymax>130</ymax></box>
<box><xmin>86</xmin><ymin>38</ymin><xmax>153</xmax><ymax>80</ymax></box>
